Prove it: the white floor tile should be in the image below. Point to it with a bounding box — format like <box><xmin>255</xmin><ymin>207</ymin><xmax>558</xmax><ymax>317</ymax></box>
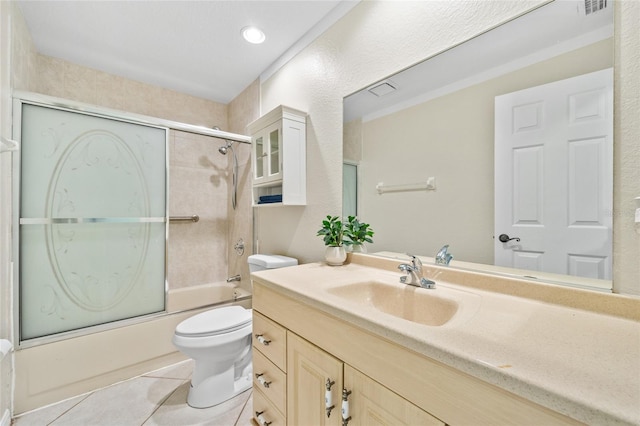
<box><xmin>234</xmin><ymin>392</ymin><xmax>254</xmax><ymax>426</ymax></box>
<box><xmin>12</xmin><ymin>361</ymin><xmax>254</xmax><ymax>426</ymax></box>
<box><xmin>144</xmin><ymin>383</ymin><xmax>251</xmax><ymax>426</ymax></box>
<box><xmin>144</xmin><ymin>359</ymin><xmax>193</xmax><ymax>380</ymax></box>
<box><xmin>12</xmin><ymin>394</ymin><xmax>89</xmax><ymax>426</ymax></box>
<box><xmin>49</xmin><ymin>376</ymin><xmax>184</xmax><ymax>426</ymax></box>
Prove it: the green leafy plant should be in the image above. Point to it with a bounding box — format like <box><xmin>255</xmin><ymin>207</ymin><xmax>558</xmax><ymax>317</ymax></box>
<box><xmin>344</xmin><ymin>215</ymin><xmax>374</xmax><ymax>247</ymax></box>
<box><xmin>316</xmin><ymin>215</ymin><xmax>345</xmax><ymax>247</ymax></box>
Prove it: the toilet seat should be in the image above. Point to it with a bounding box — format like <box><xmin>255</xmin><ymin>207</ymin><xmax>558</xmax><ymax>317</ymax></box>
<box><xmin>175</xmin><ymin>306</ymin><xmax>252</xmax><ymax>338</ymax></box>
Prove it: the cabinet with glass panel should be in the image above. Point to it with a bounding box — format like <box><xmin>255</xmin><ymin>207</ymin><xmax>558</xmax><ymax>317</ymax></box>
<box><xmin>248</xmin><ymin>106</ymin><xmax>306</xmax><ymax>206</ymax></box>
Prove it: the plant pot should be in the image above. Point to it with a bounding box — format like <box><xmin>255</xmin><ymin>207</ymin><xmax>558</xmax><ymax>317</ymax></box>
<box><xmin>325</xmin><ymin>246</ymin><xmax>347</xmax><ymax>266</ymax></box>
<box><xmin>349</xmin><ymin>243</ymin><xmax>367</xmax><ymax>254</ymax></box>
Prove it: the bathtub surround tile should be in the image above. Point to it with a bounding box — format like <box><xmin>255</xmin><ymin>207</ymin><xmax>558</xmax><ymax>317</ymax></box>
<box><xmin>168</xmin><ymin>156</ymin><xmax>230</xmax><ymax>289</ymax></box>
<box><xmin>95</xmin><ymin>72</ymin><xmax>126</xmax><ymax>111</ymax></box>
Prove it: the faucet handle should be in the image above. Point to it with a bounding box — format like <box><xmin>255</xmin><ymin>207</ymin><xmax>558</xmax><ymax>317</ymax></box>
<box><xmin>406</xmin><ymin>254</ymin><xmax>422</xmax><ymax>272</ymax></box>
<box><xmin>435</xmin><ymin>245</ymin><xmax>453</xmax><ymax>265</ymax></box>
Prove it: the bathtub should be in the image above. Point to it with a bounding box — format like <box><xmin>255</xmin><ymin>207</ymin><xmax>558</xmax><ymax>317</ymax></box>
<box><xmin>167</xmin><ymin>282</ymin><xmax>251</xmax><ymax>313</ymax></box>
<box><xmin>13</xmin><ymin>282</ymin><xmax>251</xmax><ymax>415</ymax></box>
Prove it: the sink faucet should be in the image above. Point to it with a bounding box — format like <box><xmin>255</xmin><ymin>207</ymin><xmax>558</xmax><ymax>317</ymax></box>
<box><xmin>398</xmin><ymin>254</ymin><xmax>436</xmax><ymax>289</ymax></box>
<box><xmin>435</xmin><ymin>245</ymin><xmax>453</xmax><ymax>265</ymax></box>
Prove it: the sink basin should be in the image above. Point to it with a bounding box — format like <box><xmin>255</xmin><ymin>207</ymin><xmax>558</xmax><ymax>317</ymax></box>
<box><xmin>327</xmin><ymin>281</ymin><xmax>459</xmax><ymax>326</ymax></box>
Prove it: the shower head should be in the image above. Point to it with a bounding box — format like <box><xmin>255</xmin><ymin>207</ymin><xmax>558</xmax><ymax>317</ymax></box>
<box><xmin>218</xmin><ymin>140</ymin><xmax>233</xmax><ymax>155</ymax></box>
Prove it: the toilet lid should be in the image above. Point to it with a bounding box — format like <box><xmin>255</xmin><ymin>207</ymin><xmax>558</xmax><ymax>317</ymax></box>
<box><xmin>175</xmin><ymin>306</ymin><xmax>252</xmax><ymax>337</ymax></box>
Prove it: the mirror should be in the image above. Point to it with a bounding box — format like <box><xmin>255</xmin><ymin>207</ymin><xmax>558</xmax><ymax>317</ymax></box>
<box><xmin>343</xmin><ymin>1</ymin><xmax>614</xmax><ymax>292</ymax></box>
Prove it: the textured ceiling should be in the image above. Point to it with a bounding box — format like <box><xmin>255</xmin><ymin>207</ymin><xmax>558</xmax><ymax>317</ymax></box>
<box><xmin>17</xmin><ymin>0</ymin><xmax>355</xmax><ymax>104</ymax></box>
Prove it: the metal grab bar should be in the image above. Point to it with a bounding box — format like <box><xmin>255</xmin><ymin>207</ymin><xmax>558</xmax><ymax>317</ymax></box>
<box><xmin>169</xmin><ymin>215</ymin><xmax>199</xmax><ymax>223</ymax></box>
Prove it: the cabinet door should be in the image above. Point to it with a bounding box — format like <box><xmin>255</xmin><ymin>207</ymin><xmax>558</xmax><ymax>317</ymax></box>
<box><xmin>344</xmin><ymin>365</ymin><xmax>445</xmax><ymax>426</ymax></box>
<box><xmin>287</xmin><ymin>332</ymin><xmax>343</xmax><ymax>426</ymax></box>
<box><xmin>265</xmin><ymin>121</ymin><xmax>282</xmax><ymax>181</ymax></box>
<box><xmin>253</xmin><ymin>132</ymin><xmax>266</xmax><ymax>181</ymax></box>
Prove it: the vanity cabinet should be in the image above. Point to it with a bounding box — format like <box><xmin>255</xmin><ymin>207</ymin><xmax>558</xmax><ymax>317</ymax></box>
<box><xmin>287</xmin><ymin>332</ymin><xmax>444</xmax><ymax>426</ymax></box>
<box><xmin>252</xmin><ymin>311</ymin><xmax>287</xmax><ymax>425</ymax></box>
<box><xmin>252</xmin><ymin>280</ymin><xmax>582</xmax><ymax>426</ymax></box>
<box><xmin>253</xmin><ymin>298</ymin><xmax>444</xmax><ymax>426</ymax></box>
<box><xmin>248</xmin><ymin>105</ymin><xmax>306</xmax><ymax>206</ymax></box>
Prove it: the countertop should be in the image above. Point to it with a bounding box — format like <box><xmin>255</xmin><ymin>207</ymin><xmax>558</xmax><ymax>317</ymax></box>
<box><xmin>250</xmin><ymin>255</ymin><xmax>640</xmax><ymax>426</ymax></box>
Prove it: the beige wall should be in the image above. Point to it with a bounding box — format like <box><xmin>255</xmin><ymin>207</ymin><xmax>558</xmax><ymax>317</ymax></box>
<box><xmin>0</xmin><ymin>2</ymin><xmax>11</xmax><ymax>422</ymax></box>
<box><xmin>358</xmin><ymin>38</ymin><xmax>613</xmax><ymax>264</ymax></box>
<box><xmin>258</xmin><ymin>0</ymin><xmax>639</xmax><ymax>295</ymax></box>
<box><xmin>613</xmin><ymin>1</ymin><xmax>640</xmax><ymax>295</ymax></box>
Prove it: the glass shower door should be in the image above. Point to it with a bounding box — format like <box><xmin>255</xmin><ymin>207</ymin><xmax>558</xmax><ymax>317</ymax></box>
<box><xmin>17</xmin><ymin>102</ymin><xmax>167</xmax><ymax>341</ymax></box>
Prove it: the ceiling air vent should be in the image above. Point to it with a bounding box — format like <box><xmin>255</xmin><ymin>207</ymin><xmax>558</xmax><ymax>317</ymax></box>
<box><xmin>368</xmin><ymin>81</ymin><xmax>397</xmax><ymax>97</ymax></box>
<box><xmin>584</xmin><ymin>0</ymin><xmax>607</xmax><ymax>15</ymax></box>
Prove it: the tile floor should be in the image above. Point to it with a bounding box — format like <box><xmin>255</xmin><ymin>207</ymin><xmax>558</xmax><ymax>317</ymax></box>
<box><xmin>12</xmin><ymin>360</ymin><xmax>255</xmax><ymax>426</ymax></box>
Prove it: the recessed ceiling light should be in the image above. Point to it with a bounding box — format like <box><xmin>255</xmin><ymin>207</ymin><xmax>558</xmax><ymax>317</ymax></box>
<box><xmin>242</xmin><ymin>26</ymin><xmax>266</xmax><ymax>44</ymax></box>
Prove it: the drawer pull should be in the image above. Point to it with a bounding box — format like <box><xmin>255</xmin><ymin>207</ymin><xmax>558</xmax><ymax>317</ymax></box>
<box><xmin>342</xmin><ymin>388</ymin><xmax>352</xmax><ymax>426</ymax></box>
<box><xmin>255</xmin><ymin>373</ymin><xmax>271</xmax><ymax>388</ymax></box>
<box><xmin>255</xmin><ymin>334</ymin><xmax>271</xmax><ymax>345</ymax></box>
<box><xmin>325</xmin><ymin>378</ymin><xmax>336</xmax><ymax>417</ymax></box>
<box><xmin>255</xmin><ymin>411</ymin><xmax>273</xmax><ymax>426</ymax></box>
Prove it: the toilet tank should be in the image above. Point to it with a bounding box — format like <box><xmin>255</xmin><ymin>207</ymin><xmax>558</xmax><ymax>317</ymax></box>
<box><xmin>248</xmin><ymin>254</ymin><xmax>298</xmax><ymax>273</ymax></box>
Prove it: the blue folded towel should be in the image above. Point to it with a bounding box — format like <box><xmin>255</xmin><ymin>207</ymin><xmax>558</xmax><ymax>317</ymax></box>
<box><xmin>258</xmin><ymin>194</ymin><xmax>282</xmax><ymax>204</ymax></box>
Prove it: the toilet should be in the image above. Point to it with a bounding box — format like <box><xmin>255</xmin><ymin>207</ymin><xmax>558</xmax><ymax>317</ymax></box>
<box><xmin>172</xmin><ymin>254</ymin><xmax>297</xmax><ymax>408</ymax></box>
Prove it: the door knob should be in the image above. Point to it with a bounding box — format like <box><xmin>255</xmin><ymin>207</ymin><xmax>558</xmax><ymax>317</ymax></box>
<box><xmin>498</xmin><ymin>234</ymin><xmax>520</xmax><ymax>243</ymax></box>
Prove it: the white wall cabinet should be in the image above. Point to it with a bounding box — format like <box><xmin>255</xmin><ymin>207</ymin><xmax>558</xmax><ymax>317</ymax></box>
<box><xmin>248</xmin><ymin>105</ymin><xmax>306</xmax><ymax>206</ymax></box>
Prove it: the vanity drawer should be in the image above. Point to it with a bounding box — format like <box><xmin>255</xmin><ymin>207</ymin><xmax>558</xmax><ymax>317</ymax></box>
<box><xmin>253</xmin><ymin>388</ymin><xmax>286</xmax><ymax>426</ymax></box>
<box><xmin>253</xmin><ymin>311</ymin><xmax>287</xmax><ymax>371</ymax></box>
<box><xmin>253</xmin><ymin>349</ymin><xmax>286</xmax><ymax>414</ymax></box>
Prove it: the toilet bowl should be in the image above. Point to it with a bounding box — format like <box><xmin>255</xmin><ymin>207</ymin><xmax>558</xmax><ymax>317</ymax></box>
<box><xmin>172</xmin><ymin>254</ymin><xmax>297</xmax><ymax>408</ymax></box>
<box><xmin>172</xmin><ymin>306</ymin><xmax>253</xmax><ymax>408</ymax></box>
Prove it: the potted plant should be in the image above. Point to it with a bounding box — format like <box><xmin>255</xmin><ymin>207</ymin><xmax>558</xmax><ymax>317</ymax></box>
<box><xmin>316</xmin><ymin>215</ymin><xmax>347</xmax><ymax>266</ymax></box>
<box><xmin>344</xmin><ymin>215</ymin><xmax>374</xmax><ymax>253</ymax></box>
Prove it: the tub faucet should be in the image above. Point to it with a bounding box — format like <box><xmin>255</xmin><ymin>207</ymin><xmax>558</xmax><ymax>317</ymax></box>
<box><xmin>398</xmin><ymin>254</ymin><xmax>436</xmax><ymax>289</ymax></box>
<box><xmin>226</xmin><ymin>275</ymin><xmax>241</xmax><ymax>283</ymax></box>
<box><xmin>435</xmin><ymin>245</ymin><xmax>453</xmax><ymax>265</ymax></box>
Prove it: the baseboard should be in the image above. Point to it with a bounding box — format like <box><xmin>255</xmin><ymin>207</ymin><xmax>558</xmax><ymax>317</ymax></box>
<box><xmin>1</xmin><ymin>409</ymin><xmax>11</xmax><ymax>426</ymax></box>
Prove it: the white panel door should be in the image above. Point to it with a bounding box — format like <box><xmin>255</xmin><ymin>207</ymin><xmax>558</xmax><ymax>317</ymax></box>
<box><xmin>494</xmin><ymin>69</ymin><xmax>613</xmax><ymax>280</ymax></box>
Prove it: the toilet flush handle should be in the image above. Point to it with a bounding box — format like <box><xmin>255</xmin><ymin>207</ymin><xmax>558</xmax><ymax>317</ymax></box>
<box><xmin>255</xmin><ymin>334</ymin><xmax>271</xmax><ymax>346</ymax></box>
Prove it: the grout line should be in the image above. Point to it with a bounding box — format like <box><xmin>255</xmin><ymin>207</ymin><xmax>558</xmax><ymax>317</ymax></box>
<box><xmin>45</xmin><ymin>393</ymin><xmax>93</xmax><ymax>426</ymax></box>
<box><xmin>234</xmin><ymin>390</ymin><xmax>253</xmax><ymax>426</ymax></box>
<box><xmin>141</xmin><ymin>378</ymin><xmax>190</xmax><ymax>426</ymax></box>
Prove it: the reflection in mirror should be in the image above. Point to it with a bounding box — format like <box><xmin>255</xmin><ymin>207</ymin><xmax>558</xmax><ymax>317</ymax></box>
<box><xmin>343</xmin><ymin>0</ymin><xmax>614</xmax><ymax>292</ymax></box>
